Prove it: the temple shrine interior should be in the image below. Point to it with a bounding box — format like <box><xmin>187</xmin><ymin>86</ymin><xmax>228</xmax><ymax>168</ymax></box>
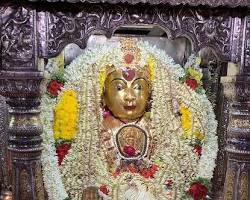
<box><xmin>0</xmin><ymin>1</ymin><xmax>250</xmax><ymax>200</ymax></box>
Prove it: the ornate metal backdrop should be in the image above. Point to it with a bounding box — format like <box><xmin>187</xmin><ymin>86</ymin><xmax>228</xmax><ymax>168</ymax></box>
<box><xmin>0</xmin><ymin>0</ymin><xmax>250</xmax><ymax>200</ymax></box>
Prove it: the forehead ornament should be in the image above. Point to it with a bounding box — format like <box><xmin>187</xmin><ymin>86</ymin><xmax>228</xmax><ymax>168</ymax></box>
<box><xmin>121</xmin><ymin>38</ymin><xmax>141</xmax><ymax>68</ymax></box>
<box><xmin>124</xmin><ymin>53</ymin><xmax>134</xmax><ymax>64</ymax></box>
<box><xmin>99</xmin><ymin>38</ymin><xmax>155</xmax><ymax>93</ymax></box>
<box><xmin>120</xmin><ymin>39</ymin><xmax>139</xmax><ymax>81</ymax></box>
<box><xmin>122</xmin><ymin>67</ymin><xmax>136</xmax><ymax>81</ymax></box>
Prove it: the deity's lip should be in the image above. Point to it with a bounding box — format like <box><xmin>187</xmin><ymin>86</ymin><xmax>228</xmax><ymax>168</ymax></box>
<box><xmin>124</xmin><ymin>105</ymin><xmax>136</xmax><ymax>110</ymax></box>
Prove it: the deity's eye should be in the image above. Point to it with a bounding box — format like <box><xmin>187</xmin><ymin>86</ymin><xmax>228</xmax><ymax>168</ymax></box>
<box><xmin>116</xmin><ymin>84</ymin><xmax>124</xmax><ymax>91</ymax></box>
<box><xmin>133</xmin><ymin>84</ymin><xmax>142</xmax><ymax>90</ymax></box>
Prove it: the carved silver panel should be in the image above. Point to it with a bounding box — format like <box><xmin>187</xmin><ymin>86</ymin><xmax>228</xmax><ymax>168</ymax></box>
<box><xmin>43</xmin><ymin>5</ymin><xmax>234</xmax><ymax>61</ymax></box>
<box><xmin>242</xmin><ymin>16</ymin><xmax>250</xmax><ymax>72</ymax></box>
<box><xmin>28</xmin><ymin>0</ymin><xmax>250</xmax><ymax>8</ymax></box>
<box><xmin>1</xmin><ymin>6</ymin><xmax>35</xmax><ymax>70</ymax></box>
<box><xmin>0</xmin><ymin>95</ymin><xmax>9</xmax><ymax>191</ymax></box>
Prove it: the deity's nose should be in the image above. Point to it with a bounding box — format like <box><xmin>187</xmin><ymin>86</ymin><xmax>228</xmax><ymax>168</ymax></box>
<box><xmin>124</xmin><ymin>88</ymin><xmax>136</xmax><ymax>103</ymax></box>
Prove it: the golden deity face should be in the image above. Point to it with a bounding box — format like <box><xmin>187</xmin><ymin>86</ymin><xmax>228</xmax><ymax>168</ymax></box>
<box><xmin>104</xmin><ymin>68</ymin><xmax>151</xmax><ymax>122</ymax></box>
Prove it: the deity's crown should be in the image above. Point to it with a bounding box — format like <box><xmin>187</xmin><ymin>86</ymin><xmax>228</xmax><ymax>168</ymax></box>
<box><xmin>99</xmin><ymin>38</ymin><xmax>155</xmax><ymax>92</ymax></box>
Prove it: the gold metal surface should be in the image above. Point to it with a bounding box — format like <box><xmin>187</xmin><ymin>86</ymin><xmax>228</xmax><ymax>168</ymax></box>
<box><xmin>116</xmin><ymin>125</ymin><xmax>147</xmax><ymax>158</ymax></box>
<box><xmin>103</xmin><ymin>69</ymin><xmax>150</xmax><ymax>122</ymax></box>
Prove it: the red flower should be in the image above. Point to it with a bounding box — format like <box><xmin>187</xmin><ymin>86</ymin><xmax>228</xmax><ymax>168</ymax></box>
<box><xmin>123</xmin><ymin>145</ymin><xmax>136</xmax><ymax>157</ymax></box>
<box><xmin>140</xmin><ymin>168</ymin><xmax>152</xmax><ymax>178</ymax></box>
<box><xmin>188</xmin><ymin>182</ymin><xmax>208</xmax><ymax>200</ymax></box>
<box><xmin>193</xmin><ymin>145</ymin><xmax>202</xmax><ymax>157</ymax></box>
<box><xmin>47</xmin><ymin>80</ymin><xmax>64</xmax><ymax>96</ymax></box>
<box><xmin>150</xmin><ymin>164</ymin><xmax>158</xmax><ymax>174</ymax></box>
<box><xmin>56</xmin><ymin>143</ymin><xmax>71</xmax><ymax>165</ymax></box>
<box><xmin>128</xmin><ymin>163</ymin><xmax>138</xmax><ymax>173</ymax></box>
<box><xmin>186</xmin><ymin>79</ymin><xmax>198</xmax><ymax>90</ymax></box>
<box><xmin>99</xmin><ymin>185</ymin><xmax>109</xmax><ymax>195</ymax></box>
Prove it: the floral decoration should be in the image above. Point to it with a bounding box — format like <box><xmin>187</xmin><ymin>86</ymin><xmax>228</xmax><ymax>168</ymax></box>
<box><xmin>188</xmin><ymin>182</ymin><xmax>208</xmax><ymax>200</ymax></box>
<box><xmin>123</xmin><ymin>145</ymin><xmax>137</xmax><ymax>157</ymax></box>
<box><xmin>193</xmin><ymin>145</ymin><xmax>202</xmax><ymax>157</ymax></box>
<box><xmin>165</xmin><ymin>179</ymin><xmax>174</xmax><ymax>188</ymax></box>
<box><xmin>186</xmin><ymin>79</ymin><xmax>198</xmax><ymax>90</ymax></box>
<box><xmin>180</xmin><ymin>104</ymin><xmax>193</xmax><ymax>137</ymax></box>
<box><xmin>99</xmin><ymin>66</ymin><xmax>107</xmax><ymax>95</ymax></box>
<box><xmin>188</xmin><ymin>67</ymin><xmax>203</xmax><ymax>83</ymax></box>
<box><xmin>53</xmin><ymin>89</ymin><xmax>78</xmax><ymax>141</ymax></box>
<box><xmin>179</xmin><ymin>103</ymin><xmax>205</xmax><ymax>154</ymax></box>
<box><xmin>53</xmin><ymin>89</ymin><xmax>78</xmax><ymax>165</ymax></box>
<box><xmin>47</xmin><ymin>80</ymin><xmax>64</xmax><ymax>97</ymax></box>
<box><xmin>181</xmin><ymin>55</ymin><xmax>204</xmax><ymax>94</ymax></box>
<box><xmin>99</xmin><ymin>185</ymin><xmax>110</xmax><ymax>195</ymax></box>
<box><xmin>41</xmin><ymin>96</ymin><xmax>68</xmax><ymax>200</ymax></box>
<box><xmin>102</xmin><ymin>107</ymin><xmax>112</xmax><ymax>118</ymax></box>
<box><xmin>40</xmin><ymin>40</ymin><xmax>218</xmax><ymax>200</ymax></box>
<box><xmin>46</xmin><ymin>72</ymin><xmax>66</xmax><ymax>97</ymax></box>
<box><xmin>114</xmin><ymin>161</ymin><xmax>158</xmax><ymax>179</ymax></box>
<box><xmin>147</xmin><ymin>55</ymin><xmax>155</xmax><ymax>81</ymax></box>
<box><xmin>56</xmin><ymin>143</ymin><xmax>71</xmax><ymax>165</ymax></box>
<box><xmin>193</xmin><ymin>130</ymin><xmax>205</xmax><ymax>141</ymax></box>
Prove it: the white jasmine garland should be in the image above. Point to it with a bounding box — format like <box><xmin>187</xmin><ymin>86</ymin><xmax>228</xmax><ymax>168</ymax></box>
<box><xmin>41</xmin><ymin>39</ymin><xmax>218</xmax><ymax>200</ymax></box>
<box><xmin>41</xmin><ymin>96</ymin><xmax>68</xmax><ymax>200</ymax></box>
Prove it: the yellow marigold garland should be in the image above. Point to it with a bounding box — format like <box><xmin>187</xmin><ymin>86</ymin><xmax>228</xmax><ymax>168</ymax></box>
<box><xmin>53</xmin><ymin>90</ymin><xmax>78</xmax><ymax>140</ymax></box>
<box><xmin>180</xmin><ymin>103</ymin><xmax>205</xmax><ymax>141</ymax></box>
<box><xmin>98</xmin><ymin>66</ymin><xmax>107</xmax><ymax>94</ymax></box>
<box><xmin>180</xmin><ymin>104</ymin><xmax>193</xmax><ymax>138</ymax></box>
<box><xmin>147</xmin><ymin>55</ymin><xmax>155</xmax><ymax>82</ymax></box>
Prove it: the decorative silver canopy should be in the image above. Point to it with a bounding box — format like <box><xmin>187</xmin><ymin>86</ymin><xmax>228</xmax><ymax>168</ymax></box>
<box><xmin>27</xmin><ymin>0</ymin><xmax>250</xmax><ymax>8</ymax></box>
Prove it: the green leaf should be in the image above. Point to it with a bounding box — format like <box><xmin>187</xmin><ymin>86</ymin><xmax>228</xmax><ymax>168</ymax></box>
<box><xmin>55</xmin><ymin>139</ymin><xmax>72</xmax><ymax>147</ymax></box>
<box><xmin>51</xmin><ymin>72</ymin><xmax>67</xmax><ymax>84</ymax></box>
<box><xmin>195</xmin><ymin>85</ymin><xmax>205</xmax><ymax>94</ymax></box>
<box><xmin>46</xmin><ymin>91</ymin><xmax>58</xmax><ymax>98</ymax></box>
